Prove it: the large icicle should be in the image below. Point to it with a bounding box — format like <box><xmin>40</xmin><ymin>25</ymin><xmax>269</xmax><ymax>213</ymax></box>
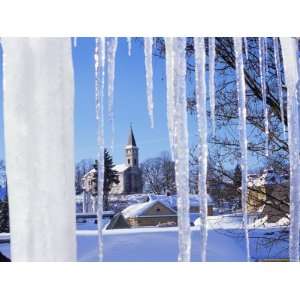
<box><xmin>95</xmin><ymin>37</ymin><xmax>106</xmax><ymax>262</ymax></box>
<box><xmin>243</xmin><ymin>37</ymin><xmax>248</xmax><ymax>59</ymax></box>
<box><xmin>280</xmin><ymin>38</ymin><xmax>300</xmax><ymax>262</ymax></box>
<box><xmin>258</xmin><ymin>37</ymin><xmax>269</xmax><ymax>157</ymax></box>
<box><xmin>233</xmin><ymin>38</ymin><xmax>251</xmax><ymax>262</ymax></box>
<box><xmin>273</xmin><ymin>37</ymin><xmax>286</xmax><ymax>139</ymax></box>
<box><xmin>208</xmin><ymin>37</ymin><xmax>216</xmax><ymax>135</ymax></box>
<box><xmin>106</xmin><ymin>37</ymin><xmax>118</xmax><ymax>151</ymax></box>
<box><xmin>164</xmin><ymin>38</ymin><xmax>175</xmax><ymax>160</ymax></box>
<box><xmin>127</xmin><ymin>37</ymin><xmax>131</xmax><ymax>56</ymax></box>
<box><xmin>144</xmin><ymin>37</ymin><xmax>154</xmax><ymax>128</ymax></box>
<box><xmin>2</xmin><ymin>38</ymin><xmax>76</xmax><ymax>261</ymax></box>
<box><xmin>73</xmin><ymin>37</ymin><xmax>77</xmax><ymax>48</ymax></box>
<box><xmin>174</xmin><ymin>38</ymin><xmax>191</xmax><ymax>261</ymax></box>
<box><xmin>194</xmin><ymin>37</ymin><xmax>209</xmax><ymax>262</ymax></box>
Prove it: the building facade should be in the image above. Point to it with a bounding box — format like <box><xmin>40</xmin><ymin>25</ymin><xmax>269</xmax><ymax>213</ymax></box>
<box><xmin>110</xmin><ymin>127</ymin><xmax>143</xmax><ymax>195</ymax></box>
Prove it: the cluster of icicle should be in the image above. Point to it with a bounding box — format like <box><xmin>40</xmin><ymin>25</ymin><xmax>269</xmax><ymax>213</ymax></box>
<box><xmin>165</xmin><ymin>38</ymin><xmax>191</xmax><ymax>261</ymax></box>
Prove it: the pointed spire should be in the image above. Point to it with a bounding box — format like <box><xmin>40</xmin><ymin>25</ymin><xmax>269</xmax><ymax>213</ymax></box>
<box><xmin>128</xmin><ymin>124</ymin><xmax>137</xmax><ymax>147</ymax></box>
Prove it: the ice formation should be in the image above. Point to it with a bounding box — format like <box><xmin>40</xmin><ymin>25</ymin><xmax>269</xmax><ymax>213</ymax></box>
<box><xmin>127</xmin><ymin>37</ymin><xmax>131</xmax><ymax>56</ymax></box>
<box><xmin>258</xmin><ymin>37</ymin><xmax>269</xmax><ymax>157</ymax></box>
<box><xmin>144</xmin><ymin>37</ymin><xmax>154</xmax><ymax>128</ymax></box>
<box><xmin>273</xmin><ymin>37</ymin><xmax>286</xmax><ymax>139</ymax></box>
<box><xmin>280</xmin><ymin>37</ymin><xmax>300</xmax><ymax>262</ymax></box>
<box><xmin>243</xmin><ymin>37</ymin><xmax>248</xmax><ymax>59</ymax></box>
<box><xmin>194</xmin><ymin>37</ymin><xmax>209</xmax><ymax>262</ymax></box>
<box><xmin>106</xmin><ymin>37</ymin><xmax>118</xmax><ymax>151</ymax></box>
<box><xmin>233</xmin><ymin>37</ymin><xmax>250</xmax><ymax>262</ymax></box>
<box><xmin>208</xmin><ymin>37</ymin><xmax>216</xmax><ymax>135</ymax></box>
<box><xmin>2</xmin><ymin>38</ymin><xmax>76</xmax><ymax>261</ymax></box>
<box><xmin>164</xmin><ymin>38</ymin><xmax>175</xmax><ymax>160</ymax></box>
<box><xmin>95</xmin><ymin>37</ymin><xmax>106</xmax><ymax>262</ymax></box>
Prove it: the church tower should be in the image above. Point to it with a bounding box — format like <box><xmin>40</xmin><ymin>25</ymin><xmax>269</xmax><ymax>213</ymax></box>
<box><xmin>125</xmin><ymin>126</ymin><xmax>139</xmax><ymax>168</ymax></box>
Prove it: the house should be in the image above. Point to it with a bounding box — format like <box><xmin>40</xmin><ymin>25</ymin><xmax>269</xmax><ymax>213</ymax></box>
<box><xmin>248</xmin><ymin>169</ymin><xmax>289</xmax><ymax>223</ymax></box>
<box><xmin>121</xmin><ymin>200</ymin><xmax>177</xmax><ymax>227</ymax></box>
<box><xmin>147</xmin><ymin>194</ymin><xmax>214</xmax><ymax>216</ymax></box>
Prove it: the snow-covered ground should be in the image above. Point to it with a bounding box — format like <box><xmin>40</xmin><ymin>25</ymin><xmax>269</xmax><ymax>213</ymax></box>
<box><xmin>0</xmin><ymin>219</ymin><xmax>289</xmax><ymax>262</ymax></box>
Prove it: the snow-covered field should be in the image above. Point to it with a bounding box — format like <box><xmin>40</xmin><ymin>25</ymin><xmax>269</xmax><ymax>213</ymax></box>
<box><xmin>0</xmin><ymin>214</ymin><xmax>289</xmax><ymax>262</ymax></box>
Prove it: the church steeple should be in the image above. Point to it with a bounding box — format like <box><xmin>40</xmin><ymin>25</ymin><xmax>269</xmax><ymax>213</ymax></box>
<box><xmin>125</xmin><ymin>125</ymin><xmax>139</xmax><ymax>168</ymax></box>
<box><xmin>127</xmin><ymin>125</ymin><xmax>137</xmax><ymax>147</ymax></box>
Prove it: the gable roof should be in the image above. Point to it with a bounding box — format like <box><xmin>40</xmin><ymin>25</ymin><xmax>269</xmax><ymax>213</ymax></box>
<box><xmin>148</xmin><ymin>194</ymin><xmax>214</xmax><ymax>208</ymax></box>
<box><xmin>122</xmin><ymin>200</ymin><xmax>176</xmax><ymax>219</ymax></box>
<box><xmin>113</xmin><ymin>164</ymin><xmax>130</xmax><ymax>173</ymax></box>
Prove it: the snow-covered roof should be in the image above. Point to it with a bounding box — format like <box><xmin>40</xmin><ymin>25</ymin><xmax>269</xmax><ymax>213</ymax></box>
<box><xmin>113</xmin><ymin>164</ymin><xmax>129</xmax><ymax>173</ymax></box>
<box><xmin>148</xmin><ymin>194</ymin><xmax>214</xmax><ymax>208</ymax></box>
<box><xmin>248</xmin><ymin>169</ymin><xmax>288</xmax><ymax>187</ymax></box>
<box><xmin>82</xmin><ymin>168</ymin><xmax>97</xmax><ymax>179</ymax></box>
<box><xmin>122</xmin><ymin>200</ymin><xmax>176</xmax><ymax>219</ymax></box>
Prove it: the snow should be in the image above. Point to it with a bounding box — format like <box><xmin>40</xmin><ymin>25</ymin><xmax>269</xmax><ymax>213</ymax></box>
<box><xmin>113</xmin><ymin>163</ymin><xmax>129</xmax><ymax>173</ymax></box>
<box><xmin>233</xmin><ymin>38</ymin><xmax>250</xmax><ymax>262</ymax></box>
<box><xmin>121</xmin><ymin>200</ymin><xmax>176</xmax><ymax>219</ymax></box>
<box><xmin>280</xmin><ymin>37</ymin><xmax>300</xmax><ymax>262</ymax></box>
<box><xmin>1</xmin><ymin>38</ymin><xmax>76</xmax><ymax>262</ymax></box>
<box><xmin>0</xmin><ymin>225</ymin><xmax>291</xmax><ymax>262</ymax></box>
<box><xmin>148</xmin><ymin>194</ymin><xmax>213</xmax><ymax>208</ymax></box>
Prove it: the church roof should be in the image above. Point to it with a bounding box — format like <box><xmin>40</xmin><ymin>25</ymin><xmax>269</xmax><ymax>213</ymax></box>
<box><xmin>128</xmin><ymin>126</ymin><xmax>137</xmax><ymax>147</ymax></box>
<box><xmin>113</xmin><ymin>163</ymin><xmax>129</xmax><ymax>173</ymax></box>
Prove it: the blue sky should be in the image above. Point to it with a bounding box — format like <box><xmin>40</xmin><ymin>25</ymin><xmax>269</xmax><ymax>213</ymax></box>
<box><xmin>0</xmin><ymin>37</ymin><xmax>261</xmax><ymax>169</ymax></box>
<box><xmin>0</xmin><ymin>38</ymin><xmax>199</xmax><ymax>165</ymax></box>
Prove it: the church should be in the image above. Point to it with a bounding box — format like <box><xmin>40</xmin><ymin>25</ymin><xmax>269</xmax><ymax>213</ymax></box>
<box><xmin>110</xmin><ymin>127</ymin><xmax>143</xmax><ymax>195</ymax></box>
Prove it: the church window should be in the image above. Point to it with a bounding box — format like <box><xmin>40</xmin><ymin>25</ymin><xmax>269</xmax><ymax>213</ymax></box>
<box><xmin>128</xmin><ymin>159</ymin><xmax>130</xmax><ymax>164</ymax></box>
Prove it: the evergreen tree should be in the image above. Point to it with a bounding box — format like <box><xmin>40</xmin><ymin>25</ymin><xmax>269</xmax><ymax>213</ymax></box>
<box><xmin>233</xmin><ymin>164</ymin><xmax>242</xmax><ymax>188</ymax></box>
<box><xmin>0</xmin><ymin>197</ymin><xmax>9</xmax><ymax>233</ymax></box>
<box><xmin>94</xmin><ymin>149</ymin><xmax>119</xmax><ymax>210</ymax></box>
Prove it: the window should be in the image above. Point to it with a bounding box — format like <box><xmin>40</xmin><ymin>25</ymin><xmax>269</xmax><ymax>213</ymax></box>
<box><xmin>128</xmin><ymin>159</ymin><xmax>130</xmax><ymax>164</ymax></box>
<box><xmin>156</xmin><ymin>208</ymin><xmax>161</xmax><ymax>212</ymax></box>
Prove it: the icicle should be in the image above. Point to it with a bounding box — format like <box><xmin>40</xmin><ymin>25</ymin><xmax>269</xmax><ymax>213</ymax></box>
<box><xmin>280</xmin><ymin>38</ymin><xmax>300</xmax><ymax>262</ymax></box>
<box><xmin>173</xmin><ymin>38</ymin><xmax>191</xmax><ymax>261</ymax></box>
<box><xmin>144</xmin><ymin>37</ymin><xmax>154</xmax><ymax>128</ymax></box>
<box><xmin>95</xmin><ymin>37</ymin><xmax>106</xmax><ymax>262</ymax></box>
<box><xmin>233</xmin><ymin>38</ymin><xmax>251</xmax><ymax>262</ymax></box>
<box><xmin>194</xmin><ymin>37</ymin><xmax>208</xmax><ymax>262</ymax></box>
<box><xmin>258</xmin><ymin>37</ymin><xmax>269</xmax><ymax>157</ymax></box>
<box><xmin>208</xmin><ymin>37</ymin><xmax>216</xmax><ymax>136</ymax></box>
<box><xmin>106</xmin><ymin>37</ymin><xmax>118</xmax><ymax>151</ymax></box>
<box><xmin>243</xmin><ymin>37</ymin><xmax>248</xmax><ymax>59</ymax></box>
<box><xmin>127</xmin><ymin>37</ymin><xmax>131</xmax><ymax>56</ymax></box>
<box><xmin>164</xmin><ymin>38</ymin><xmax>175</xmax><ymax>160</ymax></box>
<box><xmin>73</xmin><ymin>37</ymin><xmax>77</xmax><ymax>48</ymax></box>
<box><xmin>2</xmin><ymin>38</ymin><xmax>76</xmax><ymax>261</ymax></box>
<box><xmin>273</xmin><ymin>37</ymin><xmax>286</xmax><ymax>139</ymax></box>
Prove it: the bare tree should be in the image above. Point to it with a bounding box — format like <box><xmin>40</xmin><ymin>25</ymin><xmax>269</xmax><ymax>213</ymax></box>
<box><xmin>153</xmin><ymin>37</ymin><xmax>290</xmax><ymax>221</ymax></box>
<box><xmin>141</xmin><ymin>152</ymin><xmax>176</xmax><ymax>194</ymax></box>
